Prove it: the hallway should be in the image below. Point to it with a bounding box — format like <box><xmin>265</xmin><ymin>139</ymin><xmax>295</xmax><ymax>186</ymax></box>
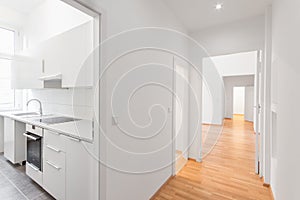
<box><xmin>153</xmin><ymin>115</ymin><xmax>273</xmax><ymax>200</ymax></box>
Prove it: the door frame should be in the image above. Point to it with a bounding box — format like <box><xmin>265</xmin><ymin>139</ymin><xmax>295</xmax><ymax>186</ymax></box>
<box><xmin>172</xmin><ymin>56</ymin><xmax>190</xmax><ymax>176</ymax></box>
<box><xmin>60</xmin><ymin>0</ymin><xmax>104</xmax><ymax>198</ymax></box>
<box><xmin>254</xmin><ymin>50</ymin><xmax>264</xmax><ymax>176</ymax></box>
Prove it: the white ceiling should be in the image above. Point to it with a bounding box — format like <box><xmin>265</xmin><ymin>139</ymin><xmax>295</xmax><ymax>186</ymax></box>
<box><xmin>0</xmin><ymin>0</ymin><xmax>45</xmax><ymax>14</ymax></box>
<box><xmin>163</xmin><ymin>0</ymin><xmax>272</xmax><ymax>32</ymax></box>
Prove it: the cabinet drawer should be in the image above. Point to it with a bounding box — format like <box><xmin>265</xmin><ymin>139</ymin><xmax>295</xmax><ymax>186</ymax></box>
<box><xmin>26</xmin><ymin>162</ymin><xmax>43</xmax><ymax>186</ymax></box>
<box><xmin>43</xmin><ymin>150</ymin><xmax>66</xmax><ymax>200</ymax></box>
<box><xmin>44</xmin><ymin>130</ymin><xmax>66</xmax><ymax>152</ymax></box>
<box><xmin>44</xmin><ymin>145</ymin><xmax>65</xmax><ymax>166</ymax></box>
<box><xmin>26</xmin><ymin>124</ymin><xmax>43</xmax><ymax>137</ymax></box>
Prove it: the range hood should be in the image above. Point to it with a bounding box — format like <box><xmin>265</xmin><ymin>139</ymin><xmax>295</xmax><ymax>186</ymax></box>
<box><xmin>39</xmin><ymin>74</ymin><xmax>64</xmax><ymax>89</ymax></box>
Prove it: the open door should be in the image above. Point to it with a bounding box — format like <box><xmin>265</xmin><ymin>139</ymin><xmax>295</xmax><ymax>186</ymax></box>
<box><xmin>254</xmin><ymin>50</ymin><xmax>263</xmax><ymax>176</ymax></box>
<box><xmin>173</xmin><ymin>57</ymin><xmax>189</xmax><ymax>175</ymax></box>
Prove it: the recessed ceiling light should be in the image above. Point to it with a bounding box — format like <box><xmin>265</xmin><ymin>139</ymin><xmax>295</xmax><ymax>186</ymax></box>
<box><xmin>215</xmin><ymin>3</ymin><xmax>223</xmax><ymax>10</ymax></box>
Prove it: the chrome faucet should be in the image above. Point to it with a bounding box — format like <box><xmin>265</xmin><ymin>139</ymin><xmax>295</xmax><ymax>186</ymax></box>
<box><xmin>27</xmin><ymin>99</ymin><xmax>43</xmax><ymax>116</ymax></box>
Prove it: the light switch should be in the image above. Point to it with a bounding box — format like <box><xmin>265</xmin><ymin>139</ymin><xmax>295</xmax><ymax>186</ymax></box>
<box><xmin>112</xmin><ymin>116</ymin><xmax>119</xmax><ymax>126</ymax></box>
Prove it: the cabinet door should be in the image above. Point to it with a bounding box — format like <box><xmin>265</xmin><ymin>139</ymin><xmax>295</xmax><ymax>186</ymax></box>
<box><xmin>65</xmin><ymin>138</ymin><xmax>95</xmax><ymax>200</ymax></box>
<box><xmin>43</xmin><ymin>146</ymin><xmax>66</xmax><ymax>200</ymax></box>
<box><xmin>14</xmin><ymin>121</ymin><xmax>26</xmax><ymax>163</ymax></box>
<box><xmin>4</xmin><ymin>118</ymin><xmax>15</xmax><ymax>162</ymax></box>
<box><xmin>11</xmin><ymin>56</ymin><xmax>43</xmax><ymax>89</ymax></box>
<box><xmin>41</xmin><ymin>21</ymin><xmax>94</xmax><ymax>88</ymax></box>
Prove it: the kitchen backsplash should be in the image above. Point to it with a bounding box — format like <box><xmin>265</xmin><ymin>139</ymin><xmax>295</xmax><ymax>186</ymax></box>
<box><xmin>26</xmin><ymin>88</ymin><xmax>94</xmax><ymax>120</ymax></box>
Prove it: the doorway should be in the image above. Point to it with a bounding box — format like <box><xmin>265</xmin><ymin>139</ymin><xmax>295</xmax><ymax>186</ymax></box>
<box><xmin>233</xmin><ymin>86</ymin><xmax>255</xmax><ymax>122</ymax></box>
<box><xmin>203</xmin><ymin>51</ymin><xmax>259</xmax><ymax>173</ymax></box>
<box><xmin>233</xmin><ymin>87</ymin><xmax>245</xmax><ymax>119</ymax></box>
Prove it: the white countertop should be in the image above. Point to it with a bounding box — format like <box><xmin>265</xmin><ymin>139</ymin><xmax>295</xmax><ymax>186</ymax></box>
<box><xmin>0</xmin><ymin>111</ymin><xmax>94</xmax><ymax>143</ymax></box>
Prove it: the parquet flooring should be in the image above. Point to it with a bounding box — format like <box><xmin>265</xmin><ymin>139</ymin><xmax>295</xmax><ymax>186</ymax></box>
<box><xmin>153</xmin><ymin>115</ymin><xmax>273</xmax><ymax>200</ymax></box>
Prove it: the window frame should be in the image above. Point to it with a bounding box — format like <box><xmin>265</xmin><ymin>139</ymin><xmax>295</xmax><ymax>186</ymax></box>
<box><xmin>0</xmin><ymin>23</ymin><xmax>20</xmax><ymax>110</ymax></box>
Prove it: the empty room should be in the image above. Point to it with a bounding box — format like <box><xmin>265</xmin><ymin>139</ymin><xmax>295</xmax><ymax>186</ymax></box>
<box><xmin>0</xmin><ymin>0</ymin><xmax>298</xmax><ymax>199</ymax></box>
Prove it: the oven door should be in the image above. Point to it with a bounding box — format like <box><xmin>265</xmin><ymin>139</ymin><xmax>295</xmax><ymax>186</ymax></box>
<box><xmin>23</xmin><ymin>132</ymin><xmax>42</xmax><ymax>171</ymax></box>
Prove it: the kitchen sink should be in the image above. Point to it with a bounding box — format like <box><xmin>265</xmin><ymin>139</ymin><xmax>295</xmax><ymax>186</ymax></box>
<box><xmin>34</xmin><ymin>117</ymin><xmax>80</xmax><ymax>125</ymax></box>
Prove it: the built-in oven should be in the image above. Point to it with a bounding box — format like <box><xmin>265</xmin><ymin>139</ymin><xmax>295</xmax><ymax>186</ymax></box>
<box><xmin>23</xmin><ymin>131</ymin><xmax>42</xmax><ymax>171</ymax></box>
<box><xmin>23</xmin><ymin>125</ymin><xmax>43</xmax><ymax>177</ymax></box>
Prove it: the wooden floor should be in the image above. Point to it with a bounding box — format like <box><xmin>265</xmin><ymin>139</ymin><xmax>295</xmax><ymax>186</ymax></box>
<box><xmin>153</xmin><ymin>115</ymin><xmax>273</xmax><ymax>200</ymax></box>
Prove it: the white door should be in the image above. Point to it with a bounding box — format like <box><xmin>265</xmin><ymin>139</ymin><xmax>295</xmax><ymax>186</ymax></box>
<box><xmin>254</xmin><ymin>50</ymin><xmax>263</xmax><ymax>176</ymax></box>
<box><xmin>104</xmin><ymin>50</ymin><xmax>174</xmax><ymax>200</ymax></box>
<box><xmin>174</xmin><ymin>57</ymin><xmax>189</xmax><ymax>175</ymax></box>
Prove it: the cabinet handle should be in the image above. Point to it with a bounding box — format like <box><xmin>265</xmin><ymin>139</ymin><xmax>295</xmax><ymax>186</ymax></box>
<box><xmin>46</xmin><ymin>145</ymin><xmax>61</xmax><ymax>153</ymax></box>
<box><xmin>46</xmin><ymin>161</ymin><xmax>61</xmax><ymax>170</ymax></box>
<box><xmin>67</xmin><ymin>136</ymin><xmax>81</xmax><ymax>143</ymax></box>
<box><xmin>50</xmin><ymin>131</ymin><xmax>61</xmax><ymax>136</ymax></box>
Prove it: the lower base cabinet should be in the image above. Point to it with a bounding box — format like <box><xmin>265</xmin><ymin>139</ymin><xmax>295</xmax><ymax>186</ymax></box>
<box><xmin>4</xmin><ymin>118</ymin><xmax>26</xmax><ymax>164</ymax></box>
<box><xmin>43</xmin><ymin>145</ymin><xmax>66</xmax><ymax>200</ymax></box>
<box><xmin>43</xmin><ymin>130</ymin><xmax>96</xmax><ymax>200</ymax></box>
<box><xmin>65</xmin><ymin>138</ymin><xmax>94</xmax><ymax>200</ymax></box>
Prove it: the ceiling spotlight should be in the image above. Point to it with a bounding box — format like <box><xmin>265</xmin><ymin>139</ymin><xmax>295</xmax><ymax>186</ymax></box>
<box><xmin>215</xmin><ymin>3</ymin><xmax>223</xmax><ymax>10</ymax></box>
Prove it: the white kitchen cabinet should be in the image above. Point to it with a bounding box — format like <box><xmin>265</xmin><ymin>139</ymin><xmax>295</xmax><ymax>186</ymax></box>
<box><xmin>11</xmin><ymin>56</ymin><xmax>43</xmax><ymax>89</ymax></box>
<box><xmin>11</xmin><ymin>21</ymin><xmax>94</xmax><ymax>89</ymax></box>
<box><xmin>43</xmin><ymin>130</ymin><xmax>66</xmax><ymax>200</ymax></box>
<box><xmin>43</xmin><ymin>147</ymin><xmax>66</xmax><ymax>200</ymax></box>
<box><xmin>43</xmin><ymin>129</ymin><xmax>96</xmax><ymax>200</ymax></box>
<box><xmin>4</xmin><ymin>117</ymin><xmax>26</xmax><ymax>164</ymax></box>
<box><xmin>41</xmin><ymin>21</ymin><xmax>94</xmax><ymax>88</ymax></box>
<box><xmin>65</xmin><ymin>137</ymin><xmax>95</xmax><ymax>200</ymax></box>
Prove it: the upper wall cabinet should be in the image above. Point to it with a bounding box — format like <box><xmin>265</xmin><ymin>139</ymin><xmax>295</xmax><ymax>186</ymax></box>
<box><xmin>11</xmin><ymin>21</ymin><xmax>95</xmax><ymax>89</ymax></box>
<box><xmin>40</xmin><ymin>21</ymin><xmax>94</xmax><ymax>88</ymax></box>
<box><xmin>11</xmin><ymin>56</ymin><xmax>43</xmax><ymax>89</ymax></box>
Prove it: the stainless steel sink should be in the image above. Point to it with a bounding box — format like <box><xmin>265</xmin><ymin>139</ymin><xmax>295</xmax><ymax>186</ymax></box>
<box><xmin>34</xmin><ymin>117</ymin><xmax>80</xmax><ymax>125</ymax></box>
<box><xmin>13</xmin><ymin>112</ymin><xmax>39</xmax><ymax>117</ymax></box>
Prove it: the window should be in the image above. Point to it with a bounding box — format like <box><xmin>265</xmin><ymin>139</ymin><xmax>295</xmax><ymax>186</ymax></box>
<box><xmin>0</xmin><ymin>27</ymin><xmax>15</xmax><ymax>109</ymax></box>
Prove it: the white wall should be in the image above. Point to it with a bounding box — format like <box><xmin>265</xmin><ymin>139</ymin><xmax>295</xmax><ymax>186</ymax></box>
<box><xmin>233</xmin><ymin>87</ymin><xmax>245</xmax><ymax>115</ymax></box>
<box><xmin>245</xmin><ymin>86</ymin><xmax>254</xmax><ymax>122</ymax></box>
<box><xmin>191</xmin><ymin>15</ymin><xmax>265</xmax><ymax>56</ymax></box>
<box><xmin>202</xmin><ymin>83</ymin><xmax>213</xmax><ymax>124</ymax></box>
<box><xmin>270</xmin><ymin>0</ymin><xmax>300</xmax><ymax>199</ymax></box>
<box><xmin>74</xmin><ymin>1</ymin><xmax>191</xmax><ymax>200</ymax></box>
<box><xmin>211</xmin><ymin>51</ymin><xmax>257</xmax><ymax>77</ymax></box>
<box><xmin>202</xmin><ymin>58</ymin><xmax>224</xmax><ymax>125</ymax></box>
